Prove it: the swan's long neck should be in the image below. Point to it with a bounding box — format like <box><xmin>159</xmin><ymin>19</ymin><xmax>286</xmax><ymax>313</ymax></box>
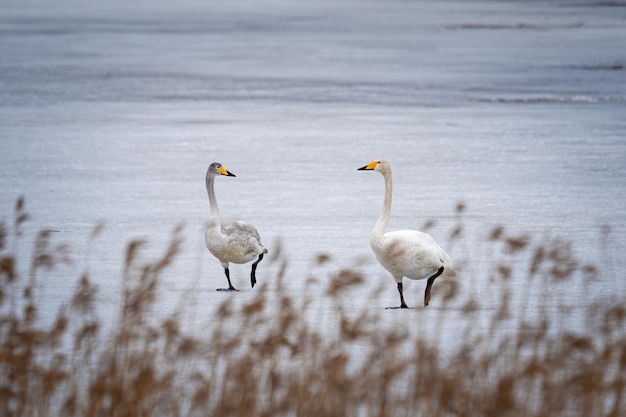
<box><xmin>206</xmin><ymin>173</ymin><xmax>221</xmax><ymax>229</ymax></box>
<box><xmin>374</xmin><ymin>168</ymin><xmax>392</xmax><ymax>238</ymax></box>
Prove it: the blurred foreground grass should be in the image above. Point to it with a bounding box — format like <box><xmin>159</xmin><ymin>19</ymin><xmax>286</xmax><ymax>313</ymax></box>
<box><xmin>1</xmin><ymin>198</ymin><xmax>624</xmax><ymax>417</ymax></box>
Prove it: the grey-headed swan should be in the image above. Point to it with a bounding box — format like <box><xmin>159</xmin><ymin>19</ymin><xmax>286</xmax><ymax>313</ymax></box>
<box><xmin>205</xmin><ymin>162</ymin><xmax>267</xmax><ymax>291</ymax></box>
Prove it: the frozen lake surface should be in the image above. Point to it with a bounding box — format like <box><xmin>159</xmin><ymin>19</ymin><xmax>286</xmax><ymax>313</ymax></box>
<box><xmin>1</xmin><ymin>0</ymin><xmax>625</xmax><ymax>345</ymax></box>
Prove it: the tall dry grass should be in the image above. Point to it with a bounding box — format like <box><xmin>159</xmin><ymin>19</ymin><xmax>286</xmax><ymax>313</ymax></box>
<box><xmin>0</xmin><ymin>197</ymin><xmax>624</xmax><ymax>417</ymax></box>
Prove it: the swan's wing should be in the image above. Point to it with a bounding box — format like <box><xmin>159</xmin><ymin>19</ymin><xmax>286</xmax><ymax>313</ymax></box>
<box><xmin>213</xmin><ymin>220</ymin><xmax>266</xmax><ymax>264</ymax></box>
<box><xmin>407</xmin><ymin>231</ymin><xmax>452</xmax><ymax>267</ymax></box>
<box><xmin>378</xmin><ymin>230</ymin><xmax>449</xmax><ymax>279</ymax></box>
<box><xmin>222</xmin><ymin>220</ymin><xmax>262</xmax><ymax>243</ymax></box>
<box><xmin>403</xmin><ymin>230</ymin><xmax>451</xmax><ymax>263</ymax></box>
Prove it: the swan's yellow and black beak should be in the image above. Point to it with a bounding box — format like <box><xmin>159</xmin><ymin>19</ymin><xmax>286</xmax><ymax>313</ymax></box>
<box><xmin>357</xmin><ymin>161</ymin><xmax>379</xmax><ymax>171</ymax></box>
<box><xmin>219</xmin><ymin>166</ymin><xmax>236</xmax><ymax>177</ymax></box>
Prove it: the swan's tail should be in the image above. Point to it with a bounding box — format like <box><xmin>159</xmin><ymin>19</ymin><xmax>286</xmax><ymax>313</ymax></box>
<box><xmin>439</xmin><ymin>248</ymin><xmax>454</xmax><ymax>274</ymax></box>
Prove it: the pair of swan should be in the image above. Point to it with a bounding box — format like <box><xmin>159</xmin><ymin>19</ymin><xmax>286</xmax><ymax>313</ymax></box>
<box><xmin>205</xmin><ymin>160</ymin><xmax>452</xmax><ymax>308</ymax></box>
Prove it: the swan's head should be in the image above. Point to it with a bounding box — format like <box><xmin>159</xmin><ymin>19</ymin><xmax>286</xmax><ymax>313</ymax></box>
<box><xmin>208</xmin><ymin>162</ymin><xmax>236</xmax><ymax>178</ymax></box>
<box><xmin>357</xmin><ymin>160</ymin><xmax>390</xmax><ymax>173</ymax></box>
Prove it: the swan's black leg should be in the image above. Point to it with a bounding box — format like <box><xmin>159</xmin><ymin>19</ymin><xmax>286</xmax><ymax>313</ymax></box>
<box><xmin>386</xmin><ymin>282</ymin><xmax>409</xmax><ymax>309</ymax></box>
<box><xmin>217</xmin><ymin>267</ymin><xmax>238</xmax><ymax>291</ymax></box>
<box><xmin>250</xmin><ymin>253</ymin><xmax>264</xmax><ymax>288</ymax></box>
<box><xmin>424</xmin><ymin>266</ymin><xmax>445</xmax><ymax>307</ymax></box>
<box><xmin>397</xmin><ymin>282</ymin><xmax>409</xmax><ymax>308</ymax></box>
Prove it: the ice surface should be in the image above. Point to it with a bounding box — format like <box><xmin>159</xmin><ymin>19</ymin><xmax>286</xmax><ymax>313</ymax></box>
<box><xmin>1</xmin><ymin>0</ymin><xmax>625</xmax><ymax>349</ymax></box>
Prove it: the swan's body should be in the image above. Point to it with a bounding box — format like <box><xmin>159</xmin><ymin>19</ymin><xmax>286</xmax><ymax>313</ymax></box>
<box><xmin>205</xmin><ymin>162</ymin><xmax>267</xmax><ymax>291</ymax></box>
<box><xmin>358</xmin><ymin>160</ymin><xmax>452</xmax><ymax>308</ymax></box>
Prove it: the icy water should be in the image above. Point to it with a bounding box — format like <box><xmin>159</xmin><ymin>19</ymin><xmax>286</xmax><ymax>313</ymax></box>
<box><xmin>1</xmin><ymin>0</ymin><xmax>625</xmax><ymax>341</ymax></box>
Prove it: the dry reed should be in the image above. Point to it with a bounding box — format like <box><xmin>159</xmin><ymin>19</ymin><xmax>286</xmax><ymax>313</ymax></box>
<box><xmin>0</xmin><ymin>197</ymin><xmax>624</xmax><ymax>417</ymax></box>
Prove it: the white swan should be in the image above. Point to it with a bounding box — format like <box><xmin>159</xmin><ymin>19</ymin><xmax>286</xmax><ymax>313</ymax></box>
<box><xmin>358</xmin><ymin>160</ymin><xmax>452</xmax><ymax>308</ymax></box>
<box><xmin>205</xmin><ymin>162</ymin><xmax>268</xmax><ymax>291</ymax></box>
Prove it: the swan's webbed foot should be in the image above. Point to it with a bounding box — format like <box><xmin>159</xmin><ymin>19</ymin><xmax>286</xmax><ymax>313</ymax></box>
<box><xmin>385</xmin><ymin>304</ymin><xmax>411</xmax><ymax>310</ymax></box>
<box><xmin>217</xmin><ymin>287</ymin><xmax>239</xmax><ymax>292</ymax></box>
